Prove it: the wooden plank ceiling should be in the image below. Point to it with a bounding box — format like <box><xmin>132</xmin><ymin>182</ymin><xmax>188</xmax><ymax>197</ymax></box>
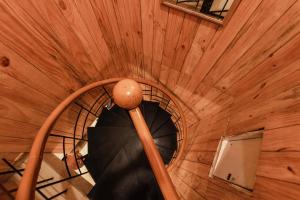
<box><xmin>1</xmin><ymin>0</ymin><xmax>300</xmax><ymax>199</ymax></box>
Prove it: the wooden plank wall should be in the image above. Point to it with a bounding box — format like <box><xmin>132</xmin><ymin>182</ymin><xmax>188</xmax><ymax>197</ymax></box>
<box><xmin>0</xmin><ymin>0</ymin><xmax>196</xmax><ymax>153</ymax></box>
<box><xmin>165</xmin><ymin>0</ymin><xmax>300</xmax><ymax>199</ymax></box>
<box><xmin>1</xmin><ymin>0</ymin><xmax>300</xmax><ymax>198</ymax></box>
<box><xmin>167</xmin><ymin>0</ymin><xmax>300</xmax><ymax>197</ymax></box>
<box><xmin>0</xmin><ymin>0</ymin><xmax>124</xmax><ymax>153</ymax></box>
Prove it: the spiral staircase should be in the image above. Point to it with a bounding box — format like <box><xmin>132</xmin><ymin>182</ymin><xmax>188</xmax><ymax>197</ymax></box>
<box><xmin>85</xmin><ymin>101</ymin><xmax>177</xmax><ymax>199</ymax></box>
<box><xmin>0</xmin><ymin>79</ymin><xmax>187</xmax><ymax>200</ymax></box>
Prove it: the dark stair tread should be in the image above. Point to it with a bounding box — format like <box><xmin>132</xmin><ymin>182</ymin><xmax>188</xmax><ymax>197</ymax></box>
<box><xmin>154</xmin><ymin>134</ymin><xmax>177</xmax><ymax>151</ymax></box>
<box><xmin>86</xmin><ymin>101</ymin><xmax>176</xmax><ymax>200</ymax></box>
<box><xmin>87</xmin><ymin>126</ymin><xmax>136</xmax><ymax>180</ymax></box>
<box><xmin>88</xmin><ymin>126</ymin><xmax>133</xmax><ymax>151</ymax></box>
<box><xmin>152</xmin><ymin>120</ymin><xmax>178</xmax><ymax>138</ymax></box>
<box><xmin>84</xmin><ymin>156</ymin><xmax>99</xmax><ymax>181</ymax></box>
<box><xmin>120</xmin><ymin>134</ymin><xmax>169</xmax><ymax>199</ymax></box>
<box><xmin>140</xmin><ymin>101</ymin><xmax>159</xmax><ymax>128</ymax></box>
<box><xmin>111</xmin><ymin>105</ymin><xmax>131</xmax><ymax>121</ymax></box>
<box><xmin>89</xmin><ymin>143</ymin><xmax>164</xmax><ymax>200</ymax></box>
<box><xmin>96</xmin><ymin>107</ymin><xmax>132</xmax><ymax>127</ymax></box>
<box><xmin>87</xmin><ymin>127</ymin><xmax>136</xmax><ymax>157</ymax></box>
<box><xmin>150</xmin><ymin>108</ymin><xmax>171</xmax><ymax>133</ymax></box>
<box><xmin>157</xmin><ymin>146</ymin><xmax>175</xmax><ymax>165</ymax></box>
<box><xmin>123</xmin><ymin>135</ymin><xmax>146</xmax><ymax>166</ymax></box>
<box><xmin>88</xmin><ymin>148</ymin><xmax>149</xmax><ymax>200</ymax></box>
<box><xmin>153</xmin><ymin>131</ymin><xmax>177</xmax><ymax>139</ymax></box>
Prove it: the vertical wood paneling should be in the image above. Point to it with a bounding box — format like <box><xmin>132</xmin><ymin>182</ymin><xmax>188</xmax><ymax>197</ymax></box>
<box><xmin>228</xmin><ymin>34</ymin><xmax>300</xmax><ymax>96</ymax></box>
<box><xmin>90</xmin><ymin>0</ymin><xmax>129</xmax><ymax>76</ymax></box>
<box><xmin>0</xmin><ymin>1</ymin><xmax>83</xmax><ymax>91</ymax></box>
<box><xmin>166</xmin><ymin>14</ymin><xmax>199</xmax><ymax>89</ymax></box>
<box><xmin>29</xmin><ymin>0</ymin><xmax>102</xmax><ymax>81</ymax></box>
<box><xmin>203</xmin><ymin>0</ymin><xmax>296</xmax><ymax>87</ymax></box>
<box><xmin>74</xmin><ymin>0</ymin><xmax>115</xmax><ymax>78</ymax></box>
<box><xmin>0</xmin><ymin>42</ymin><xmax>69</xmax><ymax>103</ymax></box>
<box><xmin>175</xmin><ymin>20</ymin><xmax>218</xmax><ymax>94</ymax></box>
<box><xmin>161</xmin><ymin>9</ymin><xmax>184</xmax><ymax>69</ymax></box>
<box><xmin>159</xmin><ymin>9</ymin><xmax>184</xmax><ymax>84</ymax></box>
<box><xmin>151</xmin><ymin>0</ymin><xmax>169</xmax><ymax>81</ymax></box>
<box><xmin>216</xmin><ymin>1</ymin><xmax>300</xmax><ymax>93</ymax></box>
<box><xmin>253</xmin><ymin>177</ymin><xmax>300</xmax><ymax>200</ymax></box>
<box><xmin>127</xmin><ymin>0</ymin><xmax>144</xmax><ymax>78</ymax></box>
<box><xmin>53</xmin><ymin>0</ymin><xmax>107</xmax><ymax>80</ymax></box>
<box><xmin>184</xmin><ymin>0</ymin><xmax>263</xmax><ymax>94</ymax></box>
<box><xmin>141</xmin><ymin>0</ymin><xmax>154</xmax><ymax>80</ymax></box>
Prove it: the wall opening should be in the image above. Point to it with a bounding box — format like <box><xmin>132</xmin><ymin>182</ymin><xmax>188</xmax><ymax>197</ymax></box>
<box><xmin>162</xmin><ymin>0</ymin><xmax>241</xmax><ymax>25</ymax></box>
<box><xmin>209</xmin><ymin>129</ymin><xmax>264</xmax><ymax>192</ymax></box>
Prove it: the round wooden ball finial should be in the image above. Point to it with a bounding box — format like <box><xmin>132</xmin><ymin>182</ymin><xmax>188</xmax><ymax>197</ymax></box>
<box><xmin>113</xmin><ymin>79</ymin><xmax>143</xmax><ymax>110</ymax></box>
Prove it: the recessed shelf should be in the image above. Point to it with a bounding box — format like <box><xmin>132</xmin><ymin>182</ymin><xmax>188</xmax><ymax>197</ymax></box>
<box><xmin>209</xmin><ymin>129</ymin><xmax>264</xmax><ymax>192</ymax></box>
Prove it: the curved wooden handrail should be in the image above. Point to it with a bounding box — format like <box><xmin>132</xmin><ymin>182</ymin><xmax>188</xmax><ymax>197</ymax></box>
<box><xmin>16</xmin><ymin>78</ymin><xmax>187</xmax><ymax>200</ymax></box>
